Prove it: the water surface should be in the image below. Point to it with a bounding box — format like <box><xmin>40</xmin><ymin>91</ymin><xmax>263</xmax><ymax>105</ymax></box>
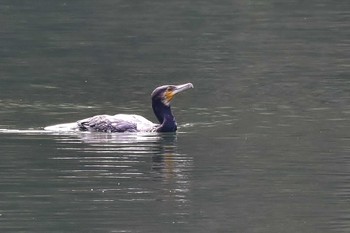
<box><xmin>0</xmin><ymin>0</ymin><xmax>349</xmax><ymax>232</ymax></box>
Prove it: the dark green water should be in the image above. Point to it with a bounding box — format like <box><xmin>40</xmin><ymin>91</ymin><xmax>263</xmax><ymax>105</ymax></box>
<box><xmin>1</xmin><ymin>0</ymin><xmax>349</xmax><ymax>232</ymax></box>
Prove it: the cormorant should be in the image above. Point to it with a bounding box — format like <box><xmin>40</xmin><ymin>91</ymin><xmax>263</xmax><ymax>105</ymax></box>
<box><xmin>44</xmin><ymin>83</ymin><xmax>194</xmax><ymax>133</ymax></box>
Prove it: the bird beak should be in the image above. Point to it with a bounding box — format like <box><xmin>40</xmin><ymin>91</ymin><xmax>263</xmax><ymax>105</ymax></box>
<box><xmin>164</xmin><ymin>83</ymin><xmax>194</xmax><ymax>104</ymax></box>
<box><xmin>173</xmin><ymin>83</ymin><xmax>194</xmax><ymax>95</ymax></box>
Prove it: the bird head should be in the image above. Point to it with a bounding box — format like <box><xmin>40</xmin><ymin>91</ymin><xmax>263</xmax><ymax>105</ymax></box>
<box><xmin>151</xmin><ymin>83</ymin><xmax>194</xmax><ymax>106</ymax></box>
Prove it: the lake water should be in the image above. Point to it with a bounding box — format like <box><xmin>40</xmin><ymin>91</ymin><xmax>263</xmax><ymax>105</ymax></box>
<box><xmin>1</xmin><ymin>0</ymin><xmax>349</xmax><ymax>232</ymax></box>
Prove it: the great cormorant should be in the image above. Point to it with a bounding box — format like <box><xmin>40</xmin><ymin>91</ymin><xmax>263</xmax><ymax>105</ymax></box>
<box><xmin>44</xmin><ymin>83</ymin><xmax>194</xmax><ymax>133</ymax></box>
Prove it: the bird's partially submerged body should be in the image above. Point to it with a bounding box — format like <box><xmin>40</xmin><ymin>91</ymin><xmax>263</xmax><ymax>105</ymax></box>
<box><xmin>78</xmin><ymin>114</ymin><xmax>157</xmax><ymax>132</ymax></box>
<box><xmin>44</xmin><ymin>83</ymin><xmax>193</xmax><ymax>133</ymax></box>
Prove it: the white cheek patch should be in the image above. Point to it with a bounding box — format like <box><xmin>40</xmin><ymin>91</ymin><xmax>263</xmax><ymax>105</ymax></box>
<box><xmin>162</xmin><ymin>97</ymin><xmax>171</xmax><ymax>106</ymax></box>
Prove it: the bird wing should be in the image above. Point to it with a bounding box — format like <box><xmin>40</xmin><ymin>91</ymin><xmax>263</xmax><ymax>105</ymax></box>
<box><xmin>77</xmin><ymin>115</ymin><xmax>137</xmax><ymax>132</ymax></box>
<box><xmin>112</xmin><ymin>114</ymin><xmax>158</xmax><ymax>132</ymax></box>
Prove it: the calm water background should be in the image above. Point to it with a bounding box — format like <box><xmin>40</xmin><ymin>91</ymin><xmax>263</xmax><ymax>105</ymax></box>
<box><xmin>0</xmin><ymin>0</ymin><xmax>349</xmax><ymax>232</ymax></box>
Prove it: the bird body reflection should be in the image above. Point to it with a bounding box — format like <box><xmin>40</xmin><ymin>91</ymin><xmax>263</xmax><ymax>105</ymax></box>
<box><xmin>53</xmin><ymin>132</ymin><xmax>192</xmax><ymax>213</ymax></box>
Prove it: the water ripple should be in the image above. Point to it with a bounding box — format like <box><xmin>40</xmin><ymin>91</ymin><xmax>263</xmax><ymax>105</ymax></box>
<box><xmin>43</xmin><ymin>132</ymin><xmax>194</xmax><ymax>212</ymax></box>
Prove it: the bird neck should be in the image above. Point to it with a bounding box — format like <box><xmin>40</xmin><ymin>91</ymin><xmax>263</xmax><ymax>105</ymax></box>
<box><xmin>152</xmin><ymin>101</ymin><xmax>177</xmax><ymax>132</ymax></box>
